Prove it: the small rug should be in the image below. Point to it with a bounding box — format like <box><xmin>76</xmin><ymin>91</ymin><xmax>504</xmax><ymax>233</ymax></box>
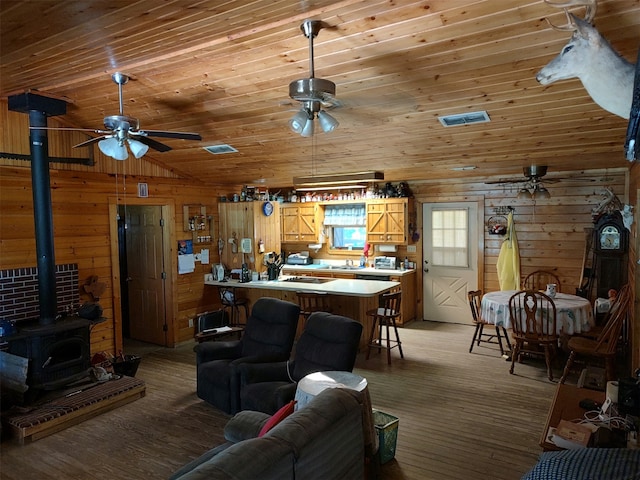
<box><xmin>2</xmin><ymin>375</ymin><xmax>146</xmax><ymax>444</ymax></box>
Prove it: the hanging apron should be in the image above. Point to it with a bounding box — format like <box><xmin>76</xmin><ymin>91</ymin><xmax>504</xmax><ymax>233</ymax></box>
<box><xmin>496</xmin><ymin>211</ymin><xmax>521</xmax><ymax>291</ymax></box>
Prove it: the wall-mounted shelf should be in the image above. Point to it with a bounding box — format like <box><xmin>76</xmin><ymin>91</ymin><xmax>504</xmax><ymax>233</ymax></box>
<box><xmin>183</xmin><ymin>205</ymin><xmax>214</xmax><ymax>245</ymax></box>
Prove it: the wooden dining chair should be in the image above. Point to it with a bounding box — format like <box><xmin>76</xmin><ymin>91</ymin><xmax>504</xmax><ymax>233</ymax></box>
<box><xmin>467</xmin><ymin>290</ymin><xmax>511</xmax><ymax>355</ymax></box>
<box><xmin>559</xmin><ymin>283</ymin><xmax>632</xmax><ymax>384</ymax></box>
<box><xmin>508</xmin><ymin>290</ymin><xmax>558</xmax><ymax>381</ymax></box>
<box><xmin>522</xmin><ymin>270</ymin><xmax>561</xmax><ymax>292</ymax></box>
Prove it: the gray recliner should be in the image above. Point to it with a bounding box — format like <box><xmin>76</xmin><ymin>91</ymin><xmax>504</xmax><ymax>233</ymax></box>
<box><xmin>196</xmin><ymin>297</ymin><xmax>300</xmax><ymax>414</ymax></box>
<box><xmin>237</xmin><ymin>312</ymin><xmax>363</xmax><ymax>415</ymax></box>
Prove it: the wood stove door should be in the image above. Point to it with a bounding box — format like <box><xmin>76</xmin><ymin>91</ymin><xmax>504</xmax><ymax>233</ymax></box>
<box><xmin>125</xmin><ymin>205</ymin><xmax>168</xmax><ymax>345</ymax></box>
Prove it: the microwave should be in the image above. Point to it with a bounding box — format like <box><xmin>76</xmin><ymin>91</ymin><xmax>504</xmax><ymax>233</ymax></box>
<box><xmin>374</xmin><ymin>256</ymin><xmax>396</xmax><ymax>270</ymax></box>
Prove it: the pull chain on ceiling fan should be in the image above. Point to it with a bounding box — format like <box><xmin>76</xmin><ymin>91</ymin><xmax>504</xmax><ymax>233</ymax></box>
<box><xmin>288</xmin><ymin>20</ymin><xmax>339</xmax><ymax>136</ymax></box>
<box><xmin>30</xmin><ymin>72</ymin><xmax>202</xmax><ymax>161</ymax></box>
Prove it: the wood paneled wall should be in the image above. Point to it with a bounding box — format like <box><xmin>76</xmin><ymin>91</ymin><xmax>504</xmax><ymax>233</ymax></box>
<box><xmin>411</xmin><ymin>171</ymin><xmax>629</xmax><ymax>295</ymax></box>
<box><xmin>0</xmin><ymin>165</ymin><xmax>235</xmax><ymax>353</ymax></box>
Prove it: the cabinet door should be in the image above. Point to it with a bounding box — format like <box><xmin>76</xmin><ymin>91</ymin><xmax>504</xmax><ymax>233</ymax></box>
<box><xmin>366</xmin><ymin>201</ymin><xmax>387</xmax><ymax>242</ymax></box>
<box><xmin>298</xmin><ymin>204</ymin><xmax>317</xmax><ymax>241</ymax></box>
<box><xmin>385</xmin><ymin>200</ymin><xmax>407</xmax><ymax>244</ymax></box>
<box><xmin>366</xmin><ymin>199</ymin><xmax>408</xmax><ymax>244</ymax></box>
<box><xmin>281</xmin><ymin>205</ymin><xmax>301</xmax><ymax>242</ymax></box>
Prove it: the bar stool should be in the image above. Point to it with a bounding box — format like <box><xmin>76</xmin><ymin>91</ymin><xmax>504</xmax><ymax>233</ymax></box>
<box><xmin>296</xmin><ymin>291</ymin><xmax>332</xmax><ymax>327</ymax></box>
<box><xmin>219</xmin><ymin>287</ymin><xmax>249</xmax><ymax>326</ymax></box>
<box><xmin>366</xmin><ymin>290</ymin><xmax>404</xmax><ymax>364</ymax></box>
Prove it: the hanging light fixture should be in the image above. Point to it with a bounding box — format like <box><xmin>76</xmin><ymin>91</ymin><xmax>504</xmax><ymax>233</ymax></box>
<box><xmin>516</xmin><ymin>181</ymin><xmax>551</xmax><ymax>200</ymax></box>
<box><xmin>532</xmin><ymin>184</ymin><xmax>551</xmax><ymax>200</ymax></box>
<box><xmin>288</xmin><ymin>20</ymin><xmax>340</xmax><ymax>137</ymax></box>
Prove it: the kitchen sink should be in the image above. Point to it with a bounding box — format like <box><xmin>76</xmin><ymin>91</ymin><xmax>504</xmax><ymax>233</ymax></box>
<box><xmin>280</xmin><ymin>277</ymin><xmax>336</xmax><ymax>284</ymax></box>
<box><xmin>328</xmin><ymin>265</ymin><xmax>363</xmax><ymax>270</ymax></box>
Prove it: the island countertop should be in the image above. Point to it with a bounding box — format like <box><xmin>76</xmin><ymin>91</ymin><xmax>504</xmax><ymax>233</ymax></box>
<box><xmin>281</xmin><ymin>264</ymin><xmax>415</xmax><ymax>277</ymax></box>
<box><xmin>204</xmin><ymin>276</ymin><xmax>399</xmax><ymax>297</ymax></box>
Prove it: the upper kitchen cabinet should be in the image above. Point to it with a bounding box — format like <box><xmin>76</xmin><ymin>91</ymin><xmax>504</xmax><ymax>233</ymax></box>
<box><xmin>219</xmin><ymin>201</ymin><xmax>281</xmax><ymax>272</ymax></box>
<box><xmin>281</xmin><ymin>203</ymin><xmax>318</xmax><ymax>243</ymax></box>
<box><xmin>366</xmin><ymin>198</ymin><xmax>409</xmax><ymax>245</ymax></box>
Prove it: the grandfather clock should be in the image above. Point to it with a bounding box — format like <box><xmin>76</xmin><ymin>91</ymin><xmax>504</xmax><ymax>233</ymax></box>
<box><xmin>593</xmin><ymin>212</ymin><xmax>628</xmax><ymax>300</ymax></box>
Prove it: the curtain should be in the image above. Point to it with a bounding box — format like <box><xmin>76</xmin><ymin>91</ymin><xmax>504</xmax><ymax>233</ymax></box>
<box><xmin>323</xmin><ymin>205</ymin><xmax>366</xmax><ymax>226</ymax></box>
<box><xmin>496</xmin><ymin>211</ymin><xmax>521</xmax><ymax>291</ymax></box>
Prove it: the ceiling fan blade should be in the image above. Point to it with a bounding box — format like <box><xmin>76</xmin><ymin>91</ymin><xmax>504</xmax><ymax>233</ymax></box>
<box><xmin>29</xmin><ymin>126</ymin><xmax>110</xmax><ymax>134</ymax></box>
<box><xmin>135</xmin><ymin>136</ymin><xmax>172</xmax><ymax>152</ymax></box>
<box><xmin>484</xmin><ymin>178</ymin><xmax>528</xmax><ymax>185</ymax></box>
<box><xmin>137</xmin><ymin>129</ymin><xmax>202</xmax><ymax>141</ymax></box>
<box><xmin>73</xmin><ymin>136</ymin><xmax>107</xmax><ymax>148</ymax></box>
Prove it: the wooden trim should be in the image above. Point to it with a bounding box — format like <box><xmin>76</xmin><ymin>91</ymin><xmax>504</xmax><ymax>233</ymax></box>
<box><xmin>108</xmin><ymin>196</ymin><xmax>177</xmax><ymax>350</ymax></box>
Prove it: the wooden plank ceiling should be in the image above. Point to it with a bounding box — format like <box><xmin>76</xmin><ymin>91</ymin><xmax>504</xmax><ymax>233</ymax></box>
<box><xmin>1</xmin><ymin>0</ymin><xmax>637</xmax><ymax>187</ymax></box>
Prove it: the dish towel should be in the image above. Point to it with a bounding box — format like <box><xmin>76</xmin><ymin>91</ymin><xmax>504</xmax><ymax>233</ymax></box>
<box><xmin>496</xmin><ymin>211</ymin><xmax>521</xmax><ymax>291</ymax></box>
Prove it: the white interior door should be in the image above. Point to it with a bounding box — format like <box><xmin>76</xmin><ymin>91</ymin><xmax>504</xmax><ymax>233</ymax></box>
<box><xmin>423</xmin><ymin>202</ymin><xmax>479</xmax><ymax>323</ymax></box>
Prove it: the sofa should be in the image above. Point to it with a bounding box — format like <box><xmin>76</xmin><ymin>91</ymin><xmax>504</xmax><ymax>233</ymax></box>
<box><xmin>170</xmin><ymin>387</ymin><xmax>366</xmax><ymax>480</ymax></box>
<box><xmin>521</xmin><ymin>447</ymin><xmax>640</xmax><ymax>480</ymax></box>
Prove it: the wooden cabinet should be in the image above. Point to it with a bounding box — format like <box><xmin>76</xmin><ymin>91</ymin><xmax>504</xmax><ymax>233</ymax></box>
<box><xmin>390</xmin><ymin>271</ymin><xmax>416</xmax><ymax>325</ymax></box>
<box><xmin>218</xmin><ymin>202</ymin><xmax>281</xmax><ymax>273</ymax></box>
<box><xmin>281</xmin><ymin>203</ymin><xmax>318</xmax><ymax>243</ymax></box>
<box><xmin>366</xmin><ymin>198</ymin><xmax>408</xmax><ymax>244</ymax></box>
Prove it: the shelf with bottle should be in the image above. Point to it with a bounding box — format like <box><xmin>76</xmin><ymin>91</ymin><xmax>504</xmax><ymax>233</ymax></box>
<box><xmin>183</xmin><ymin>205</ymin><xmax>215</xmax><ymax>245</ymax></box>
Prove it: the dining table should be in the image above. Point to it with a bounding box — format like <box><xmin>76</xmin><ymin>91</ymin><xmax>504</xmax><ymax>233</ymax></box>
<box><xmin>480</xmin><ymin>290</ymin><xmax>595</xmax><ymax>335</ymax></box>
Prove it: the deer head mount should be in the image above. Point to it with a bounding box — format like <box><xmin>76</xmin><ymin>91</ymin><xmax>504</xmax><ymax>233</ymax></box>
<box><xmin>536</xmin><ymin>0</ymin><xmax>635</xmax><ymax>119</ymax></box>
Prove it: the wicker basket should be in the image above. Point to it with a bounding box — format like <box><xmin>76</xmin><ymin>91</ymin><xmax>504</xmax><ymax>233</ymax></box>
<box><xmin>111</xmin><ymin>355</ymin><xmax>141</xmax><ymax>377</ymax></box>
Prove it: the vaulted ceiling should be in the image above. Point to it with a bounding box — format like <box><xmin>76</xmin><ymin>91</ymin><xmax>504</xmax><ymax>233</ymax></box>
<box><xmin>1</xmin><ymin>0</ymin><xmax>638</xmax><ymax>188</ymax></box>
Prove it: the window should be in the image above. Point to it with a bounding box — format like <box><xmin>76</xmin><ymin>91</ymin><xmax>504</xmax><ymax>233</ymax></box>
<box><xmin>323</xmin><ymin>204</ymin><xmax>366</xmax><ymax>250</ymax></box>
<box><xmin>431</xmin><ymin>208</ymin><xmax>469</xmax><ymax>267</ymax></box>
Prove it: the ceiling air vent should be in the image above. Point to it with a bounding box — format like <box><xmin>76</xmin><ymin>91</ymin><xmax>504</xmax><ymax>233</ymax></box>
<box><xmin>203</xmin><ymin>144</ymin><xmax>238</xmax><ymax>154</ymax></box>
<box><xmin>438</xmin><ymin>111</ymin><xmax>490</xmax><ymax>127</ymax></box>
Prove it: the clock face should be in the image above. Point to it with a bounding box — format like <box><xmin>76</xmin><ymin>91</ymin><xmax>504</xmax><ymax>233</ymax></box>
<box><xmin>600</xmin><ymin>225</ymin><xmax>620</xmax><ymax>250</ymax></box>
<box><xmin>262</xmin><ymin>201</ymin><xmax>274</xmax><ymax>217</ymax></box>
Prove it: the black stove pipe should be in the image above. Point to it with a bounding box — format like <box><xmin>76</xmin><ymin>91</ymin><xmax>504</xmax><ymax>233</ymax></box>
<box><xmin>29</xmin><ymin>110</ymin><xmax>57</xmax><ymax>325</ymax></box>
<box><xmin>8</xmin><ymin>93</ymin><xmax>68</xmax><ymax>326</ymax></box>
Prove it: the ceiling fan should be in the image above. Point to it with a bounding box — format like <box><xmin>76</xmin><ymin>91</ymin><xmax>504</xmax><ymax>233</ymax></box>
<box><xmin>31</xmin><ymin>72</ymin><xmax>202</xmax><ymax>160</ymax></box>
<box><xmin>485</xmin><ymin>166</ymin><xmax>561</xmax><ymax>200</ymax></box>
<box><xmin>287</xmin><ymin>20</ymin><xmax>341</xmax><ymax>137</ymax></box>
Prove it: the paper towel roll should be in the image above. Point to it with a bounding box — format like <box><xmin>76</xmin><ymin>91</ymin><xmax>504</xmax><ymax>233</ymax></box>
<box><xmin>606</xmin><ymin>380</ymin><xmax>619</xmax><ymax>403</ymax></box>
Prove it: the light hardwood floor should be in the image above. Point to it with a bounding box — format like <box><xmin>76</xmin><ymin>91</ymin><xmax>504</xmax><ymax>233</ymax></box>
<box><xmin>0</xmin><ymin>321</ymin><xmax>560</xmax><ymax>480</ymax></box>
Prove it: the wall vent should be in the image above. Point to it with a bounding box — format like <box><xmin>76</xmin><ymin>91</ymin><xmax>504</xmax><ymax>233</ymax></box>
<box><xmin>438</xmin><ymin>111</ymin><xmax>490</xmax><ymax>127</ymax></box>
<box><xmin>203</xmin><ymin>144</ymin><xmax>238</xmax><ymax>154</ymax></box>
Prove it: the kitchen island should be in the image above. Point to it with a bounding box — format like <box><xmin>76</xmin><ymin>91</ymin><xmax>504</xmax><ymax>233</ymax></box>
<box><xmin>281</xmin><ymin>264</ymin><xmax>417</xmax><ymax>325</ymax></box>
<box><xmin>204</xmin><ymin>276</ymin><xmax>400</xmax><ymax>349</ymax></box>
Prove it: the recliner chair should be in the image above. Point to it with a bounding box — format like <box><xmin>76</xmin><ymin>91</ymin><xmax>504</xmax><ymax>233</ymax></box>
<box><xmin>196</xmin><ymin>297</ymin><xmax>300</xmax><ymax>414</ymax></box>
<box><xmin>237</xmin><ymin>311</ymin><xmax>363</xmax><ymax>415</ymax></box>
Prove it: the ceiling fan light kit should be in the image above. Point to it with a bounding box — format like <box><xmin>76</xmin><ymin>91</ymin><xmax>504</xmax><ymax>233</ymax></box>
<box><xmin>288</xmin><ymin>20</ymin><xmax>340</xmax><ymax>136</ymax></box>
<box><xmin>31</xmin><ymin>72</ymin><xmax>202</xmax><ymax>161</ymax></box>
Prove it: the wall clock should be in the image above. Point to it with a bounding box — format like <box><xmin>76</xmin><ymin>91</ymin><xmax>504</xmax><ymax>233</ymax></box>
<box><xmin>591</xmin><ymin>212</ymin><xmax>628</xmax><ymax>300</ymax></box>
<box><xmin>599</xmin><ymin>225</ymin><xmax>621</xmax><ymax>251</ymax></box>
<box><xmin>262</xmin><ymin>201</ymin><xmax>274</xmax><ymax>217</ymax></box>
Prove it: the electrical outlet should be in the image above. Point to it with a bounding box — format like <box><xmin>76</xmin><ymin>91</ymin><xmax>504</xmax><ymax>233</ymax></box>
<box><xmin>204</xmin><ymin>273</ymin><xmax>213</xmax><ymax>282</ymax></box>
<box><xmin>407</xmin><ymin>245</ymin><xmax>417</xmax><ymax>253</ymax></box>
<box><xmin>188</xmin><ymin>318</ymin><xmax>194</xmax><ymax>328</ymax></box>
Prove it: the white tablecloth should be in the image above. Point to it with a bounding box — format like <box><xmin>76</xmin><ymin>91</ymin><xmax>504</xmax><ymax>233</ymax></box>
<box><xmin>480</xmin><ymin>290</ymin><xmax>594</xmax><ymax>335</ymax></box>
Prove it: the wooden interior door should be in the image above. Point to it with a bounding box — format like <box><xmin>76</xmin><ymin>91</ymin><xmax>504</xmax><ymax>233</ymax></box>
<box><xmin>126</xmin><ymin>205</ymin><xmax>167</xmax><ymax>345</ymax></box>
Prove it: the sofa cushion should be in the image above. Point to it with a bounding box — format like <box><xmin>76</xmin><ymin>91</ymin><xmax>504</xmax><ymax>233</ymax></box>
<box><xmin>224</xmin><ymin>411</ymin><xmax>269</xmax><ymax>443</ymax></box>
<box><xmin>172</xmin><ymin>437</ymin><xmax>294</xmax><ymax>480</ymax></box>
<box><xmin>258</xmin><ymin>400</ymin><xmax>296</xmax><ymax>437</ymax></box>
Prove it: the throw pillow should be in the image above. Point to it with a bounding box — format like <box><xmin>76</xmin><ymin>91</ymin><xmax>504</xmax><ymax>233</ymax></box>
<box><xmin>258</xmin><ymin>400</ymin><xmax>297</xmax><ymax>437</ymax></box>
